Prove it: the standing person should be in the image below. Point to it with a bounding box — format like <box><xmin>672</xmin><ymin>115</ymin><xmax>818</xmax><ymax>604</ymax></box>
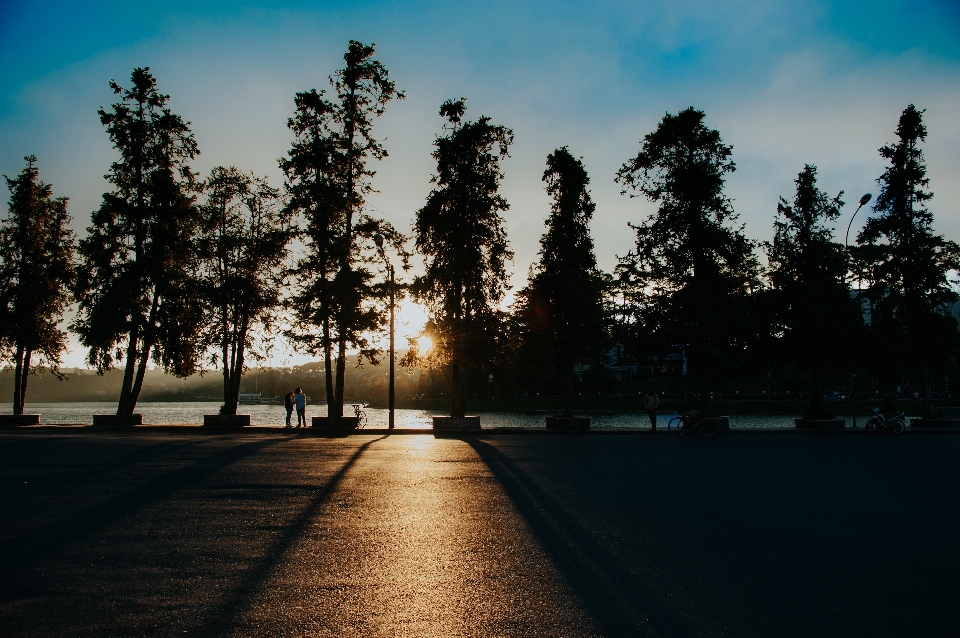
<box><xmin>294</xmin><ymin>387</ymin><xmax>307</xmax><ymax>427</ymax></box>
<box><xmin>284</xmin><ymin>390</ymin><xmax>294</xmax><ymax>428</ymax></box>
<box><xmin>644</xmin><ymin>388</ymin><xmax>661</xmax><ymax>431</ymax></box>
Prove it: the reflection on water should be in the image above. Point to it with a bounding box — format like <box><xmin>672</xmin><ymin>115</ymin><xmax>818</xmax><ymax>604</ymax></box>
<box><xmin>2</xmin><ymin>402</ymin><xmax>823</xmax><ymax>429</ymax></box>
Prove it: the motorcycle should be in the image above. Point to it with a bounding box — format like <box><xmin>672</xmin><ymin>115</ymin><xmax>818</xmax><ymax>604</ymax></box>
<box><xmin>863</xmin><ymin>407</ymin><xmax>906</xmax><ymax>434</ymax></box>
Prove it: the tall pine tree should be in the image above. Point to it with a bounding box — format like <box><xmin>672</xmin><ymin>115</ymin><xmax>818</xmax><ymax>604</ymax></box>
<box><xmin>282</xmin><ymin>41</ymin><xmax>404</xmax><ymax>418</ymax></box>
<box><xmin>616</xmin><ymin>107</ymin><xmax>759</xmax><ymax>412</ymax></box>
<box><xmin>0</xmin><ymin>156</ymin><xmax>76</xmax><ymax>415</ymax></box>
<box><xmin>766</xmin><ymin>165</ymin><xmax>860</xmax><ymax>419</ymax></box>
<box><xmin>856</xmin><ymin>105</ymin><xmax>960</xmax><ymax>414</ymax></box>
<box><xmin>74</xmin><ymin>68</ymin><xmax>204</xmax><ymax>416</ymax></box>
<box><xmin>410</xmin><ymin>98</ymin><xmax>514</xmax><ymax>418</ymax></box>
<box><xmin>516</xmin><ymin>147</ymin><xmax>605</xmax><ymax>416</ymax></box>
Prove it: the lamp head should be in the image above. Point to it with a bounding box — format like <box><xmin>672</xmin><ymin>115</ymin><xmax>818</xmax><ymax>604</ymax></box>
<box><xmin>373</xmin><ymin>233</ymin><xmax>384</xmax><ymax>249</ymax></box>
<box><xmin>859</xmin><ymin>193</ymin><xmax>872</xmax><ymax>208</ymax></box>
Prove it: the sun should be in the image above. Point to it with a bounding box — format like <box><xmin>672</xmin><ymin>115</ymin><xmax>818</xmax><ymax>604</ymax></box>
<box><xmin>417</xmin><ymin>335</ymin><xmax>432</xmax><ymax>353</ymax></box>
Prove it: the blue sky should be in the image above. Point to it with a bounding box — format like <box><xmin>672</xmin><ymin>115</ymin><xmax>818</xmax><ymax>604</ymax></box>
<box><xmin>2</xmin><ymin>0</ymin><xmax>960</xmax><ymax>365</ymax></box>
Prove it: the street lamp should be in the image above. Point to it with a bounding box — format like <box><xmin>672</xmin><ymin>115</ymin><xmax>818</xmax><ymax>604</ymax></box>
<box><xmin>844</xmin><ymin>193</ymin><xmax>873</xmax><ymax>248</ymax></box>
<box><xmin>844</xmin><ymin>194</ymin><xmax>870</xmax><ymax>429</ymax></box>
<box><xmin>373</xmin><ymin>233</ymin><xmax>395</xmax><ymax>430</ymax></box>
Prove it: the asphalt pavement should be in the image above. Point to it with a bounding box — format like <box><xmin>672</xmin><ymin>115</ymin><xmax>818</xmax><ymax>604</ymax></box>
<box><xmin>1</xmin><ymin>430</ymin><xmax>957</xmax><ymax>637</ymax></box>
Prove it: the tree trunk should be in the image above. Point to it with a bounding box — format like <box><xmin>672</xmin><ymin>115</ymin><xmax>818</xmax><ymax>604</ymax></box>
<box><xmin>18</xmin><ymin>349</ymin><xmax>31</xmax><ymax>416</ymax></box>
<box><xmin>324</xmin><ymin>315</ymin><xmax>335</xmax><ymax>417</ymax></box>
<box><xmin>564</xmin><ymin>358</ymin><xmax>575</xmax><ymax>417</ymax></box>
<box><xmin>12</xmin><ymin>344</ymin><xmax>29</xmax><ymax>416</ymax></box>
<box><xmin>922</xmin><ymin>366</ymin><xmax>936</xmax><ymax>416</ymax></box>
<box><xmin>117</xmin><ymin>329</ymin><xmax>140</xmax><ymax>415</ymax></box>
<box><xmin>128</xmin><ymin>341</ymin><xmax>152</xmax><ymax>414</ymax></box>
<box><xmin>334</xmin><ymin>338</ymin><xmax>346</xmax><ymax>418</ymax></box>
<box><xmin>223</xmin><ymin>339</ymin><xmax>244</xmax><ymax>417</ymax></box>
<box><xmin>806</xmin><ymin>366</ymin><xmax>827</xmax><ymax>419</ymax></box>
<box><xmin>450</xmin><ymin>360</ymin><xmax>466</xmax><ymax>418</ymax></box>
<box><xmin>117</xmin><ymin>291</ymin><xmax>159</xmax><ymax>415</ymax></box>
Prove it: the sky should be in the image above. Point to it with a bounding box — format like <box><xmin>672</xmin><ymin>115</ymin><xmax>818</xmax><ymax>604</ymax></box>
<box><xmin>2</xmin><ymin>0</ymin><xmax>960</xmax><ymax>368</ymax></box>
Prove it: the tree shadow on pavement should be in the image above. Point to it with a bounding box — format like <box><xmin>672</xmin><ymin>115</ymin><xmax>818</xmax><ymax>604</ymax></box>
<box><xmin>199</xmin><ymin>434</ymin><xmax>388</xmax><ymax>636</ymax></box>
<box><xmin>0</xmin><ymin>437</ymin><xmax>285</xmax><ymax>602</ymax></box>
<box><xmin>465</xmin><ymin>437</ymin><xmax>690</xmax><ymax>638</ymax></box>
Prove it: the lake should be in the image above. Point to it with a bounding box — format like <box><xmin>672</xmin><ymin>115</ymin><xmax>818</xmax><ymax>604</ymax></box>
<box><xmin>2</xmin><ymin>402</ymin><xmax>827</xmax><ymax>429</ymax></box>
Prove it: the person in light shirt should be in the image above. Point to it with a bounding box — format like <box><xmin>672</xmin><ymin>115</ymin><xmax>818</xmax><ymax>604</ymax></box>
<box><xmin>294</xmin><ymin>388</ymin><xmax>307</xmax><ymax>428</ymax></box>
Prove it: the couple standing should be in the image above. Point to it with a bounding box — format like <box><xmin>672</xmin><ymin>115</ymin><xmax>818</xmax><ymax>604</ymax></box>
<box><xmin>284</xmin><ymin>388</ymin><xmax>307</xmax><ymax>428</ymax></box>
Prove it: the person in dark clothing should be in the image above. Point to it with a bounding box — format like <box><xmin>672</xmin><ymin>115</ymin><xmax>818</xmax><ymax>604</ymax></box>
<box><xmin>644</xmin><ymin>389</ymin><xmax>660</xmax><ymax>430</ymax></box>
<box><xmin>284</xmin><ymin>391</ymin><xmax>294</xmax><ymax>428</ymax></box>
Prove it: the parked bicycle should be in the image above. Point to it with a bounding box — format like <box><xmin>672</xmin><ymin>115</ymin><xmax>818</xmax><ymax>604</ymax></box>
<box><xmin>352</xmin><ymin>403</ymin><xmax>368</xmax><ymax>429</ymax></box>
<box><xmin>667</xmin><ymin>413</ymin><xmax>718</xmax><ymax>436</ymax></box>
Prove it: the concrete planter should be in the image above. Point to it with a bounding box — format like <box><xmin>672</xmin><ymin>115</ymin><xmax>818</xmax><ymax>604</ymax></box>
<box><xmin>312</xmin><ymin>416</ymin><xmax>360</xmax><ymax>429</ymax></box>
<box><xmin>432</xmin><ymin>416</ymin><xmax>481</xmax><ymax>431</ymax></box>
<box><xmin>794</xmin><ymin>418</ymin><xmax>845</xmax><ymax>429</ymax></box>
<box><xmin>909</xmin><ymin>417</ymin><xmax>960</xmax><ymax>428</ymax></box>
<box><xmin>0</xmin><ymin>414</ymin><xmax>40</xmax><ymax>428</ymax></box>
<box><xmin>203</xmin><ymin>414</ymin><xmax>251</xmax><ymax>427</ymax></box>
<box><xmin>93</xmin><ymin>414</ymin><xmax>143</xmax><ymax>427</ymax></box>
<box><xmin>705</xmin><ymin>416</ymin><xmax>731</xmax><ymax>431</ymax></box>
<box><xmin>545</xmin><ymin>416</ymin><xmax>591</xmax><ymax>431</ymax></box>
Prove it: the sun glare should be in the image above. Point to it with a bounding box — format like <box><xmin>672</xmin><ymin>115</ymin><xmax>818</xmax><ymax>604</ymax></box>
<box><xmin>417</xmin><ymin>336</ymin><xmax>432</xmax><ymax>352</ymax></box>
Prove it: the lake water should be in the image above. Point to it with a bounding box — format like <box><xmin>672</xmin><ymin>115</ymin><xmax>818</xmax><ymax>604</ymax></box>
<box><xmin>2</xmin><ymin>402</ymin><xmax>819</xmax><ymax>429</ymax></box>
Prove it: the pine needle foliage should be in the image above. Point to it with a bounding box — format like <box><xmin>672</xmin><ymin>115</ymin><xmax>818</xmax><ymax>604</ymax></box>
<box><xmin>516</xmin><ymin>147</ymin><xmax>606</xmax><ymax>416</ymax></box>
<box><xmin>616</xmin><ymin>107</ymin><xmax>759</xmax><ymax>410</ymax></box>
<box><xmin>0</xmin><ymin>156</ymin><xmax>77</xmax><ymax>415</ymax></box>
<box><xmin>409</xmin><ymin>98</ymin><xmax>514</xmax><ymax>418</ymax></box>
<box><xmin>765</xmin><ymin>165</ymin><xmax>860</xmax><ymax>418</ymax></box>
<box><xmin>73</xmin><ymin>68</ymin><xmax>204</xmax><ymax>415</ymax></box>
<box><xmin>856</xmin><ymin>105</ymin><xmax>960</xmax><ymax>414</ymax></box>
<box><xmin>281</xmin><ymin>41</ymin><xmax>405</xmax><ymax>417</ymax></box>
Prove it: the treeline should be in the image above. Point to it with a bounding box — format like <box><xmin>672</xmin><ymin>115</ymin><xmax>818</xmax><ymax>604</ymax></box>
<box><xmin>1</xmin><ymin>41</ymin><xmax>957</xmax><ymax>420</ymax></box>
<box><xmin>0</xmin><ymin>359</ymin><xmax>422</xmax><ymax>405</ymax></box>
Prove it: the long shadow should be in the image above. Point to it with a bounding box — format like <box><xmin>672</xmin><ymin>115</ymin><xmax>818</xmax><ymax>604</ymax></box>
<box><xmin>199</xmin><ymin>435</ymin><xmax>388</xmax><ymax>636</ymax></box>
<box><xmin>0</xmin><ymin>437</ymin><xmax>285</xmax><ymax>601</ymax></box>
<box><xmin>465</xmin><ymin>437</ymin><xmax>690</xmax><ymax>638</ymax></box>
<box><xmin>0</xmin><ymin>437</ymin><xmax>207</xmax><ymax>507</ymax></box>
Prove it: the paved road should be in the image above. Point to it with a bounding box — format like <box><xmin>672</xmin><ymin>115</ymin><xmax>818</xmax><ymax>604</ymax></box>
<box><xmin>0</xmin><ymin>431</ymin><xmax>957</xmax><ymax>637</ymax></box>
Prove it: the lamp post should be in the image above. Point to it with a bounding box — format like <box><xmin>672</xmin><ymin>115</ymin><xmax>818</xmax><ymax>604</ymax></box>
<box><xmin>844</xmin><ymin>192</ymin><xmax>873</xmax><ymax>251</ymax></box>
<box><xmin>373</xmin><ymin>233</ymin><xmax>395</xmax><ymax>430</ymax></box>
<box><xmin>844</xmin><ymin>193</ymin><xmax>871</xmax><ymax>429</ymax></box>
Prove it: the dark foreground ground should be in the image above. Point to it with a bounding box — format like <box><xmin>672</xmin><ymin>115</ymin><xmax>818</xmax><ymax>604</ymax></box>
<box><xmin>0</xmin><ymin>431</ymin><xmax>957</xmax><ymax>637</ymax></box>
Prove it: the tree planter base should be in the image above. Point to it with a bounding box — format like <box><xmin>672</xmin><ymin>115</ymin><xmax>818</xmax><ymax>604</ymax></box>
<box><xmin>545</xmin><ymin>416</ymin><xmax>591</xmax><ymax>431</ymax></box>
<box><xmin>312</xmin><ymin>416</ymin><xmax>360</xmax><ymax>429</ymax></box>
<box><xmin>794</xmin><ymin>418</ymin><xmax>845</xmax><ymax>429</ymax></box>
<box><xmin>910</xmin><ymin>417</ymin><xmax>960</xmax><ymax>428</ymax></box>
<box><xmin>203</xmin><ymin>415</ymin><xmax>250</xmax><ymax>427</ymax></box>
<box><xmin>0</xmin><ymin>414</ymin><xmax>40</xmax><ymax>428</ymax></box>
<box><xmin>93</xmin><ymin>414</ymin><xmax>143</xmax><ymax>427</ymax></box>
<box><xmin>432</xmin><ymin>416</ymin><xmax>481</xmax><ymax>431</ymax></box>
<box><xmin>707</xmin><ymin>417</ymin><xmax>731</xmax><ymax>431</ymax></box>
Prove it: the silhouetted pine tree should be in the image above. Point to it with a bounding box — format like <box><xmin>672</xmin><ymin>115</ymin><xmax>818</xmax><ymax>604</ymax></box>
<box><xmin>516</xmin><ymin>147</ymin><xmax>606</xmax><ymax>416</ymax></box>
<box><xmin>410</xmin><ymin>98</ymin><xmax>514</xmax><ymax>418</ymax></box>
<box><xmin>616</xmin><ymin>107</ymin><xmax>759</xmax><ymax>413</ymax></box>
<box><xmin>197</xmin><ymin>167</ymin><xmax>293</xmax><ymax>416</ymax></box>
<box><xmin>856</xmin><ymin>105</ymin><xmax>960</xmax><ymax>415</ymax></box>
<box><xmin>281</xmin><ymin>41</ymin><xmax>404</xmax><ymax>417</ymax></box>
<box><xmin>0</xmin><ymin>156</ymin><xmax>77</xmax><ymax>415</ymax></box>
<box><xmin>766</xmin><ymin>165</ymin><xmax>860</xmax><ymax>419</ymax></box>
<box><xmin>74</xmin><ymin>68</ymin><xmax>204</xmax><ymax>416</ymax></box>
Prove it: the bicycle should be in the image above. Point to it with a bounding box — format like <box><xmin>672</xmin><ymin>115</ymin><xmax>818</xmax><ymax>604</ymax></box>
<box><xmin>352</xmin><ymin>403</ymin><xmax>368</xmax><ymax>429</ymax></box>
<box><xmin>667</xmin><ymin>413</ymin><xmax>718</xmax><ymax>436</ymax></box>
